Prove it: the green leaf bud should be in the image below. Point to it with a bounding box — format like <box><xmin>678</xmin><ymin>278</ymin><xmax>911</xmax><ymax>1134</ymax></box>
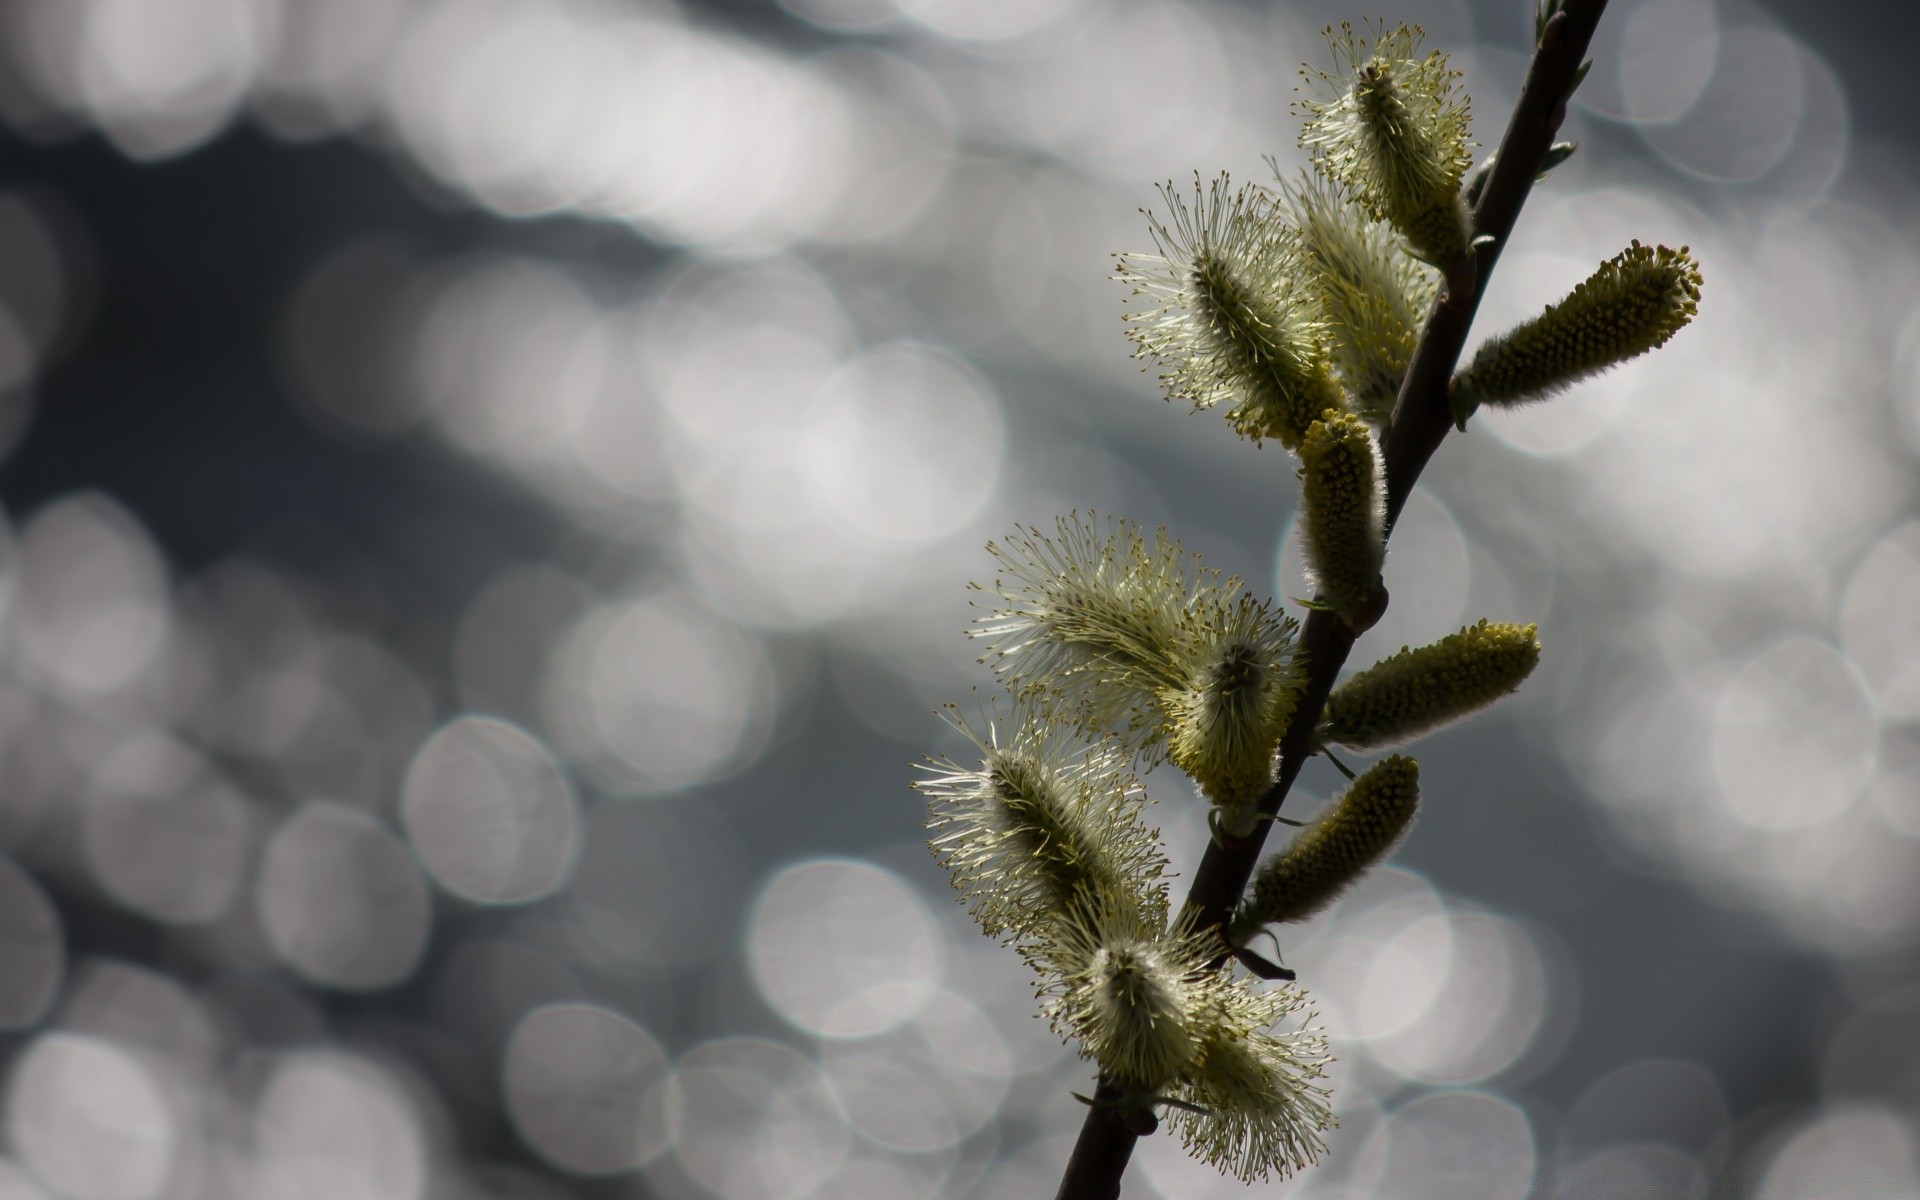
<box><xmin>1117</xmin><ymin>174</ymin><xmax>1347</xmax><ymax>449</ymax></box>
<box><xmin>1161</xmin><ymin>594</ymin><xmax>1304</xmax><ymax>826</ymax></box>
<box><xmin>1300</xmin><ymin>23</ymin><xmax>1473</xmax><ymax>266</ymax></box>
<box><xmin>1283</xmin><ymin>174</ymin><xmax>1435</xmax><ymax>421</ymax></box>
<box><xmin>915</xmin><ymin>708</ymin><xmax>1169</xmax><ymax>944</ymax></box>
<box><xmin>1166</xmin><ymin>979</ymin><xmax>1334</xmax><ymax>1182</ymax></box>
<box><xmin>1297</xmin><ymin>411</ymin><xmax>1386</xmax><ymax>630</ymax></box>
<box><xmin>1452</xmin><ymin>241</ymin><xmax>1703</xmax><ymax>407</ymax></box>
<box><xmin>1321</xmin><ymin>619</ymin><xmax>1541</xmax><ymax>749</ymax></box>
<box><xmin>1230</xmin><ymin>754</ymin><xmax>1420</xmax><ymax>941</ymax></box>
<box><xmin>1037</xmin><ymin>902</ymin><xmax>1217</xmax><ymax>1090</ymax></box>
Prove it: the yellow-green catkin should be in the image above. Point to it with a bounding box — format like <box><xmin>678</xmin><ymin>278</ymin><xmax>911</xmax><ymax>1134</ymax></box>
<box><xmin>1117</xmin><ymin>175</ymin><xmax>1348</xmax><ymax>450</ymax></box>
<box><xmin>1161</xmin><ymin>594</ymin><xmax>1303</xmax><ymax>830</ymax></box>
<box><xmin>1167</xmin><ymin>982</ymin><xmax>1334</xmax><ymax>1182</ymax></box>
<box><xmin>916</xmin><ymin>711</ymin><xmax>1168</xmax><ymax>944</ymax></box>
<box><xmin>1230</xmin><ymin>755</ymin><xmax>1419</xmax><ymax>943</ymax></box>
<box><xmin>1320</xmin><ymin>620</ymin><xmax>1541</xmax><ymax>749</ymax></box>
<box><xmin>1286</xmin><ymin>176</ymin><xmax>1436</xmax><ymax>421</ymax></box>
<box><xmin>1453</xmin><ymin>241</ymin><xmax>1703</xmax><ymax>406</ymax></box>
<box><xmin>1297</xmin><ymin>411</ymin><xmax>1386</xmax><ymax>630</ymax></box>
<box><xmin>1038</xmin><ymin>902</ymin><xmax>1215</xmax><ymax>1089</ymax></box>
<box><xmin>1300</xmin><ymin>23</ymin><xmax>1472</xmax><ymax>267</ymax></box>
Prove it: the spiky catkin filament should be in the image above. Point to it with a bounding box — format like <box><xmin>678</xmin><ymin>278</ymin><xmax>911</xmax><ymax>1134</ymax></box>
<box><xmin>1298</xmin><ymin>411</ymin><xmax>1385</xmax><ymax>629</ymax></box>
<box><xmin>1117</xmin><ymin>174</ymin><xmax>1347</xmax><ymax>449</ymax></box>
<box><xmin>973</xmin><ymin>514</ymin><xmax>1193</xmax><ymax>756</ymax></box>
<box><xmin>1166</xmin><ymin>980</ymin><xmax>1333</xmax><ymax>1182</ymax></box>
<box><xmin>1453</xmin><ymin>241</ymin><xmax>1703</xmax><ymax>406</ymax></box>
<box><xmin>1285</xmin><ymin>174</ymin><xmax>1435</xmax><ymax>421</ymax></box>
<box><xmin>915</xmin><ymin>709</ymin><xmax>1167</xmax><ymax>943</ymax></box>
<box><xmin>1230</xmin><ymin>755</ymin><xmax>1419</xmax><ymax>942</ymax></box>
<box><xmin>1160</xmin><ymin>594</ymin><xmax>1302</xmax><ymax>825</ymax></box>
<box><xmin>1300</xmin><ymin>23</ymin><xmax>1472</xmax><ymax>266</ymax></box>
<box><xmin>1320</xmin><ymin>619</ymin><xmax>1541</xmax><ymax>749</ymax></box>
<box><xmin>1036</xmin><ymin>902</ymin><xmax>1217</xmax><ymax>1090</ymax></box>
<box><xmin>974</xmin><ymin>514</ymin><xmax>1301</xmax><ymax>776</ymax></box>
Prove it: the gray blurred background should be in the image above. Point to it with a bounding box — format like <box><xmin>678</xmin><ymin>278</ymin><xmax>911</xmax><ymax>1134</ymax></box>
<box><xmin>0</xmin><ymin>0</ymin><xmax>1914</xmax><ymax>1197</ymax></box>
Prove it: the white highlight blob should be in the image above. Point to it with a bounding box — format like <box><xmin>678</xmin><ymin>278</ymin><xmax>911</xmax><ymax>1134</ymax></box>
<box><xmin>801</xmin><ymin>344</ymin><xmax>1004</xmax><ymax>546</ymax></box>
<box><xmin>256</xmin><ymin>802</ymin><xmax>431</xmax><ymax>991</ymax></box>
<box><xmin>502</xmin><ymin>1004</ymin><xmax>672</xmax><ymax>1175</ymax></box>
<box><xmin>821</xmin><ymin>1053</ymin><xmax>959</xmax><ymax>1153</ymax></box>
<box><xmin>544</xmin><ymin>592</ymin><xmax>773</xmax><ymax>795</ymax></box>
<box><xmin>248</xmin><ymin>1052</ymin><xmax>428</xmax><ymax>1200</ymax></box>
<box><xmin>1711</xmin><ymin>639</ymin><xmax>1877</xmax><ymax>831</ymax></box>
<box><xmin>746</xmin><ymin>859</ymin><xmax>943</xmax><ymax>1040</ymax></box>
<box><xmin>1614</xmin><ymin>0</ymin><xmax>1720</xmax><ymax>124</ymax></box>
<box><xmin>0</xmin><ymin>854</ymin><xmax>63</xmax><ymax>1029</ymax></box>
<box><xmin>1758</xmin><ymin>1106</ymin><xmax>1920</xmax><ymax>1200</ymax></box>
<box><xmin>76</xmin><ymin>0</ymin><xmax>262</xmax><ymax>160</ymax></box>
<box><xmin>1364</xmin><ymin>1091</ymin><xmax>1535</xmax><ymax>1200</ymax></box>
<box><xmin>16</xmin><ymin>493</ymin><xmax>170</xmax><ymax>696</ymax></box>
<box><xmin>1840</xmin><ymin>522</ymin><xmax>1920</xmax><ymax>719</ymax></box>
<box><xmin>5</xmin><ymin>1033</ymin><xmax>175</xmax><ymax>1200</ymax></box>
<box><xmin>1368</xmin><ymin>911</ymin><xmax>1551</xmax><ymax>1086</ymax></box>
<box><xmin>1288</xmin><ymin>867</ymin><xmax>1448</xmax><ymax>1044</ymax></box>
<box><xmin>1638</xmin><ymin>23</ymin><xmax>1807</xmax><ymax>183</ymax></box>
<box><xmin>83</xmin><ymin>733</ymin><xmax>251</xmax><ymax>924</ymax></box>
<box><xmin>402</xmin><ymin>716</ymin><xmax>577</xmax><ymax>905</ymax></box>
<box><xmin>666</xmin><ymin>1039</ymin><xmax>850</xmax><ymax>1200</ymax></box>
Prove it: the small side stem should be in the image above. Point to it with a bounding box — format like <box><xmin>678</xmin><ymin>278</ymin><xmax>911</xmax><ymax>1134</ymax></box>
<box><xmin>1052</xmin><ymin>5</ymin><xmax>1607</xmax><ymax>1196</ymax></box>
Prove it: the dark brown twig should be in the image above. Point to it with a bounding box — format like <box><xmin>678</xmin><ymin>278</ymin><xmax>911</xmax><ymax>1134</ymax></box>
<box><xmin>1054</xmin><ymin>5</ymin><xmax>1608</xmax><ymax>1196</ymax></box>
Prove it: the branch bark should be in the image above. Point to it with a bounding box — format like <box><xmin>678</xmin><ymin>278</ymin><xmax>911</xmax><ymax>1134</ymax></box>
<box><xmin>1054</xmin><ymin>5</ymin><xmax>1608</xmax><ymax>1196</ymax></box>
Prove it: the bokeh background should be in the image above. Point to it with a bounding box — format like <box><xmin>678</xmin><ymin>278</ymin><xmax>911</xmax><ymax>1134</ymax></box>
<box><xmin>0</xmin><ymin>0</ymin><xmax>1915</xmax><ymax>1196</ymax></box>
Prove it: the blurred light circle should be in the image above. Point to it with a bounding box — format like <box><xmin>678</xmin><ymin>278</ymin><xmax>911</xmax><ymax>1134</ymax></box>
<box><xmin>822</xmin><ymin>1052</ymin><xmax>958</xmax><ymax>1152</ymax></box>
<box><xmin>1758</xmin><ymin>1106</ymin><xmax>1920</xmax><ymax>1200</ymax></box>
<box><xmin>1561</xmin><ymin>1058</ymin><xmax>1728</xmax><ymax>1161</ymax></box>
<box><xmin>1551</xmin><ymin>1145</ymin><xmax>1704</xmax><ymax>1199</ymax></box>
<box><xmin>402</xmin><ymin>716</ymin><xmax>577</xmax><ymax>905</ymax></box>
<box><xmin>1369</xmin><ymin>911</ymin><xmax>1550</xmax><ymax>1085</ymax></box>
<box><xmin>1354</xmin><ymin>912</ymin><xmax>1455</xmax><ymax>1042</ymax></box>
<box><xmin>667</xmin><ymin>1039</ymin><xmax>850</xmax><ymax>1200</ymax></box>
<box><xmin>83</xmin><ymin>733</ymin><xmax>251</xmax><ymax>925</ymax></box>
<box><xmin>256</xmin><ymin>802</ymin><xmax>431</xmax><ymax>991</ymax></box>
<box><xmin>250</xmin><ymin>1052</ymin><xmax>427</xmax><ymax>1200</ymax></box>
<box><xmin>897</xmin><ymin>0</ymin><xmax>1079</xmax><ymax>43</ymax></box>
<box><xmin>1711</xmin><ymin>639</ymin><xmax>1876</xmax><ymax>830</ymax></box>
<box><xmin>16</xmin><ymin>493</ymin><xmax>170</xmax><ymax>695</ymax></box>
<box><xmin>746</xmin><ymin>859</ymin><xmax>943</xmax><ymax>1040</ymax></box>
<box><xmin>1839</xmin><ymin>522</ymin><xmax>1920</xmax><ymax>719</ymax></box>
<box><xmin>568</xmin><ymin>801</ymin><xmax>743</xmax><ymax>967</ymax></box>
<box><xmin>802</xmin><ymin>343</ymin><xmax>1004</xmax><ymax>546</ymax></box>
<box><xmin>5</xmin><ymin>1033</ymin><xmax>175</xmax><ymax>1200</ymax></box>
<box><xmin>60</xmin><ymin>960</ymin><xmax>221</xmax><ymax>1086</ymax></box>
<box><xmin>76</xmin><ymin>0</ymin><xmax>261</xmax><ymax>160</ymax></box>
<box><xmin>776</xmin><ymin>0</ymin><xmax>901</xmax><ymax>34</ymax></box>
<box><xmin>502</xmin><ymin>1003</ymin><xmax>672</xmax><ymax>1175</ymax></box>
<box><xmin>1638</xmin><ymin>23</ymin><xmax>1806</xmax><ymax>183</ymax></box>
<box><xmin>0</xmin><ymin>854</ymin><xmax>64</xmax><ymax>1029</ymax></box>
<box><xmin>1365</xmin><ymin>1091</ymin><xmax>1534</xmax><ymax>1200</ymax></box>
<box><xmin>546</xmin><ymin>592</ymin><xmax>773</xmax><ymax>795</ymax></box>
<box><xmin>0</xmin><ymin>1159</ymin><xmax>52</xmax><ymax>1200</ymax></box>
<box><xmin>1614</xmin><ymin>0</ymin><xmax>1719</xmax><ymax>124</ymax></box>
<box><xmin>1821</xmin><ymin>983</ymin><xmax>1920</xmax><ymax>1110</ymax></box>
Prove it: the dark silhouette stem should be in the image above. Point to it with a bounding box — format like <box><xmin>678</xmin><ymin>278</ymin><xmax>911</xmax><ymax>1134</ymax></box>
<box><xmin>1054</xmin><ymin>4</ymin><xmax>1608</xmax><ymax>1195</ymax></box>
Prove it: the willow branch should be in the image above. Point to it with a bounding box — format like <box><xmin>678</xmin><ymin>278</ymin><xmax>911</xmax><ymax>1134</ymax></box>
<box><xmin>1054</xmin><ymin>5</ymin><xmax>1608</xmax><ymax>1196</ymax></box>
